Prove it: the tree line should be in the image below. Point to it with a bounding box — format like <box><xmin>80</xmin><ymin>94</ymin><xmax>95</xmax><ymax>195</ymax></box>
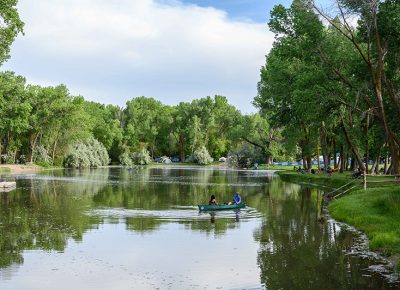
<box><xmin>0</xmin><ymin>1</ymin><xmax>288</xmax><ymax>168</ymax></box>
<box><xmin>5</xmin><ymin>0</ymin><xmax>399</xmax><ymax>171</ymax></box>
<box><xmin>0</xmin><ymin>70</ymin><xmax>287</xmax><ymax>167</ymax></box>
<box><xmin>255</xmin><ymin>0</ymin><xmax>400</xmax><ymax>175</ymax></box>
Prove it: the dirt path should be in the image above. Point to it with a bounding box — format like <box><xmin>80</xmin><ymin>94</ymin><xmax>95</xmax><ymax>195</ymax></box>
<box><xmin>0</xmin><ymin>164</ymin><xmax>41</xmax><ymax>174</ymax></box>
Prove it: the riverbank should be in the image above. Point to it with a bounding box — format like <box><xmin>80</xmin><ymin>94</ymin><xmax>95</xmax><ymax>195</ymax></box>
<box><xmin>0</xmin><ymin>164</ymin><xmax>42</xmax><ymax>174</ymax></box>
<box><xmin>277</xmin><ymin>170</ymin><xmax>400</xmax><ymax>271</ymax></box>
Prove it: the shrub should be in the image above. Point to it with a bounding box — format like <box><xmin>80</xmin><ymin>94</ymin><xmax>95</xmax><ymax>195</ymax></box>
<box><xmin>64</xmin><ymin>137</ymin><xmax>110</xmax><ymax>168</ymax></box>
<box><xmin>193</xmin><ymin>146</ymin><xmax>213</xmax><ymax>165</ymax></box>
<box><xmin>227</xmin><ymin>142</ymin><xmax>264</xmax><ymax>168</ymax></box>
<box><xmin>132</xmin><ymin>148</ymin><xmax>151</xmax><ymax>165</ymax></box>
<box><xmin>119</xmin><ymin>152</ymin><xmax>133</xmax><ymax>166</ymax></box>
<box><xmin>34</xmin><ymin>145</ymin><xmax>52</xmax><ymax>164</ymax></box>
<box><xmin>18</xmin><ymin>154</ymin><xmax>27</xmax><ymax>164</ymax></box>
<box><xmin>5</xmin><ymin>152</ymin><xmax>15</xmax><ymax>164</ymax></box>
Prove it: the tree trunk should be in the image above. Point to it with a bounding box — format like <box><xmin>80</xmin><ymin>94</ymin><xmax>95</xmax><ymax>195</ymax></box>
<box><xmin>307</xmin><ymin>156</ymin><xmax>312</xmax><ymax>171</ymax></box>
<box><xmin>29</xmin><ymin>133</ymin><xmax>39</xmax><ymax>163</ymax></box>
<box><xmin>365</xmin><ymin>110</ymin><xmax>370</xmax><ymax>172</ymax></box>
<box><xmin>384</xmin><ymin>153</ymin><xmax>388</xmax><ymax>174</ymax></box>
<box><xmin>370</xmin><ymin>156</ymin><xmax>379</xmax><ymax>175</ymax></box>
<box><xmin>388</xmin><ymin>138</ymin><xmax>400</xmax><ymax>178</ymax></box>
<box><xmin>350</xmin><ymin>157</ymin><xmax>355</xmax><ymax>171</ymax></box>
<box><xmin>321</xmin><ymin>122</ymin><xmax>329</xmax><ymax>170</ymax></box>
<box><xmin>179</xmin><ymin>134</ymin><xmax>185</xmax><ymax>162</ymax></box>
<box><xmin>13</xmin><ymin>148</ymin><xmax>17</xmax><ymax>164</ymax></box>
<box><xmin>317</xmin><ymin>138</ymin><xmax>321</xmax><ymax>173</ymax></box>
<box><xmin>340</xmin><ymin>117</ymin><xmax>366</xmax><ymax>171</ymax></box>
<box><xmin>387</xmin><ymin>162</ymin><xmax>393</xmax><ymax>175</ymax></box>
<box><xmin>333</xmin><ymin>138</ymin><xmax>337</xmax><ymax>169</ymax></box>
<box><xmin>340</xmin><ymin>145</ymin><xmax>345</xmax><ymax>173</ymax></box>
<box><xmin>52</xmin><ymin>137</ymin><xmax>59</xmax><ymax>164</ymax></box>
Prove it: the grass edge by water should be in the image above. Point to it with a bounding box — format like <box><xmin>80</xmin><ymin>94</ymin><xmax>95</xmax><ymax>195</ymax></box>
<box><xmin>276</xmin><ymin>170</ymin><xmax>400</xmax><ymax>271</ymax></box>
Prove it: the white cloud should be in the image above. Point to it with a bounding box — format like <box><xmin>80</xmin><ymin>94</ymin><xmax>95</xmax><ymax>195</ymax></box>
<box><xmin>4</xmin><ymin>0</ymin><xmax>274</xmax><ymax>113</ymax></box>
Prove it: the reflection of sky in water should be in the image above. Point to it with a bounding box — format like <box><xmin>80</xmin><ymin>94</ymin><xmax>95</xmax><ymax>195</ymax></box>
<box><xmin>1</xmin><ymin>222</ymin><xmax>262</xmax><ymax>290</ymax></box>
<box><xmin>1</xmin><ymin>167</ymin><xmax>399</xmax><ymax>289</ymax></box>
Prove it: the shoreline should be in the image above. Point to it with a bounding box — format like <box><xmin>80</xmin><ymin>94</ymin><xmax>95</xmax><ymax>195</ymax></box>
<box><xmin>0</xmin><ymin>164</ymin><xmax>42</xmax><ymax>174</ymax></box>
<box><xmin>276</xmin><ymin>170</ymin><xmax>400</xmax><ymax>272</ymax></box>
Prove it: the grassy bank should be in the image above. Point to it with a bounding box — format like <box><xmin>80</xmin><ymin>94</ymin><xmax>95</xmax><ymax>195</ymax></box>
<box><xmin>329</xmin><ymin>187</ymin><xmax>400</xmax><ymax>256</ymax></box>
<box><xmin>276</xmin><ymin>170</ymin><xmax>350</xmax><ymax>189</ymax></box>
<box><xmin>276</xmin><ymin>170</ymin><xmax>400</xmax><ymax>270</ymax></box>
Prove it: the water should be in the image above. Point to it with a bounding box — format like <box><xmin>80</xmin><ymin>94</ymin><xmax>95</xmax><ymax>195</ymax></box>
<box><xmin>0</xmin><ymin>167</ymin><xmax>398</xmax><ymax>289</ymax></box>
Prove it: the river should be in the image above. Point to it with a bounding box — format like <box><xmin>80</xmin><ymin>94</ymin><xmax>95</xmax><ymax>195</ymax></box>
<box><xmin>0</xmin><ymin>167</ymin><xmax>398</xmax><ymax>289</ymax></box>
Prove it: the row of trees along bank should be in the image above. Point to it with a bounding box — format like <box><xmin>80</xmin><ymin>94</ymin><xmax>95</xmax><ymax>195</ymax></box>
<box><xmin>255</xmin><ymin>0</ymin><xmax>400</xmax><ymax>176</ymax></box>
<box><xmin>0</xmin><ymin>73</ymin><xmax>287</xmax><ymax>168</ymax></box>
<box><xmin>0</xmin><ymin>2</ymin><xmax>289</xmax><ymax>168</ymax></box>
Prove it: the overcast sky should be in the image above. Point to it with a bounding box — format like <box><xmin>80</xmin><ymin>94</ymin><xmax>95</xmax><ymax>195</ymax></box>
<box><xmin>4</xmin><ymin>0</ymin><xmax>296</xmax><ymax>113</ymax></box>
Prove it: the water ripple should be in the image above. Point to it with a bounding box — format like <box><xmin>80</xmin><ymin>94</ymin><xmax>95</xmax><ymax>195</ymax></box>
<box><xmin>86</xmin><ymin>207</ymin><xmax>263</xmax><ymax>221</ymax></box>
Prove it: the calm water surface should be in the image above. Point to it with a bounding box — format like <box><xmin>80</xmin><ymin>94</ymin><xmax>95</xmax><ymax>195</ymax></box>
<box><xmin>0</xmin><ymin>167</ymin><xmax>399</xmax><ymax>289</ymax></box>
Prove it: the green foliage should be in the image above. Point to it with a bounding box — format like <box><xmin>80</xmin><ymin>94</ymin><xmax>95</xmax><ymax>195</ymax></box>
<box><xmin>193</xmin><ymin>146</ymin><xmax>213</xmax><ymax>165</ymax></box>
<box><xmin>82</xmin><ymin>102</ymin><xmax>123</xmax><ymax>154</ymax></box>
<box><xmin>132</xmin><ymin>148</ymin><xmax>151</xmax><ymax>165</ymax></box>
<box><xmin>227</xmin><ymin>142</ymin><xmax>264</xmax><ymax>168</ymax></box>
<box><xmin>119</xmin><ymin>152</ymin><xmax>133</xmax><ymax>167</ymax></box>
<box><xmin>33</xmin><ymin>145</ymin><xmax>51</xmax><ymax>164</ymax></box>
<box><xmin>0</xmin><ymin>0</ymin><xmax>24</xmax><ymax>65</ymax></box>
<box><xmin>64</xmin><ymin>137</ymin><xmax>109</xmax><ymax>168</ymax></box>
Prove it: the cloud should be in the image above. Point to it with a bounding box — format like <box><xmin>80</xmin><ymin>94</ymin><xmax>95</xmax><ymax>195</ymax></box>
<box><xmin>4</xmin><ymin>0</ymin><xmax>274</xmax><ymax>113</ymax></box>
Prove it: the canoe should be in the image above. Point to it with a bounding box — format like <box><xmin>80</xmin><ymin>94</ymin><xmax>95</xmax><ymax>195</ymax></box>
<box><xmin>198</xmin><ymin>203</ymin><xmax>246</xmax><ymax>211</ymax></box>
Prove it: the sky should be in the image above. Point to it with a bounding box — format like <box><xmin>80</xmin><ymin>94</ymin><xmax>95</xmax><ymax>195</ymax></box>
<box><xmin>3</xmin><ymin>0</ymin><xmax>294</xmax><ymax>113</ymax></box>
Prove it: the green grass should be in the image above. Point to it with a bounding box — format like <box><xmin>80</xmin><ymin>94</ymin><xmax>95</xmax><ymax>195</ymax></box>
<box><xmin>276</xmin><ymin>170</ymin><xmax>352</xmax><ymax>189</ymax></box>
<box><xmin>329</xmin><ymin>187</ymin><xmax>400</xmax><ymax>266</ymax></box>
<box><xmin>149</xmin><ymin>162</ymin><xmax>200</xmax><ymax>166</ymax></box>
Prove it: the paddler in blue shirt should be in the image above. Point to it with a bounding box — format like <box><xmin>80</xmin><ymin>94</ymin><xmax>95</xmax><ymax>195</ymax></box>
<box><xmin>228</xmin><ymin>192</ymin><xmax>241</xmax><ymax>205</ymax></box>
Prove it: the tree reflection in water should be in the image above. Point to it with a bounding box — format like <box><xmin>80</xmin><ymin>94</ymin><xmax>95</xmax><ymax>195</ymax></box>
<box><xmin>254</xmin><ymin>184</ymin><xmax>396</xmax><ymax>290</ymax></box>
<box><xmin>0</xmin><ymin>168</ymin><xmax>397</xmax><ymax>289</ymax></box>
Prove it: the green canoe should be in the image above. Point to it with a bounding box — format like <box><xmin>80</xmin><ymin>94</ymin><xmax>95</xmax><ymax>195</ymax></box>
<box><xmin>198</xmin><ymin>203</ymin><xmax>246</xmax><ymax>211</ymax></box>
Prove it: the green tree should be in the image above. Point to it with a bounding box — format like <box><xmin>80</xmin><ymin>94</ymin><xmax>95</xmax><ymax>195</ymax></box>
<box><xmin>314</xmin><ymin>0</ymin><xmax>400</xmax><ymax>174</ymax></box>
<box><xmin>124</xmin><ymin>97</ymin><xmax>171</xmax><ymax>158</ymax></box>
<box><xmin>0</xmin><ymin>0</ymin><xmax>24</xmax><ymax>65</ymax></box>
<box><xmin>0</xmin><ymin>71</ymin><xmax>30</xmax><ymax>161</ymax></box>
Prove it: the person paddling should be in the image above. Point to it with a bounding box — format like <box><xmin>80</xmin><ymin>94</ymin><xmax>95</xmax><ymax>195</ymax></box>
<box><xmin>228</xmin><ymin>192</ymin><xmax>241</xmax><ymax>205</ymax></box>
<box><xmin>209</xmin><ymin>195</ymin><xmax>217</xmax><ymax>205</ymax></box>
<box><xmin>233</xmin><ymin>192</ymin><xmax>241</xmax><ymax>204</ymax></box>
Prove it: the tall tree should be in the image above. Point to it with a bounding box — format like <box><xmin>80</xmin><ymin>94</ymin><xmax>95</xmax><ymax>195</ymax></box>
<box><xmin>0</xmin><ymin>0</ymin><xmax>24</xmax><ymax>65</ymax></box>
<box><xmin>314</xmin><ymin>0</ymin><xmax>400</xmax><ymax>174</ymax></box>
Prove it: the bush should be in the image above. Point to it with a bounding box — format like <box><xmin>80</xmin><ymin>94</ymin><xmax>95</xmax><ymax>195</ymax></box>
<box><xmin>227</xmin><ymin>142</ymin><xmax>264</xmax><ymax>168</ymax></box>
<box><xmin>119</xmin><ymin>152</ymin><xmax>133</xmax><ymax>166</ymax></box>
<box><xmin>193</xmin><ymin>146</ymin><xmax>213</xmax><ymax>165</ymax></box>
<box><xmin>64</xmin><ymin>137</ymin><xmax>110</xmax><ymax>168</ymax></box>
<box><xmin>36</xmin><ymin>161</ymin><xmax>53</xmax><ymax>168</ymax></box>
<box><xmin>18</xmin><ymin>154</ymin><xmax>27</xmax><ymax>164</ymax></box>
<box><xmin>132</xmin><ymin>148</ymin><xmax>151</xmax><ymax>165</ymax></box>
<box><xmin>5</xmin><ymin>152</ymin><xmax>15</xmax><ymax>164</ymax></box>
<box><xmin>34</xmin><ymin>145</ymin><xmax>52</xmax><ymax>164</ymax></box>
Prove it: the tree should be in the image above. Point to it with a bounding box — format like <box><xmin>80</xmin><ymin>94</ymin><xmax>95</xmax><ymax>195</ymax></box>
<box><xmin>0</xmin><ymin>71</ymin><xmax>30</xmax><ymax>162</ymax></box>
<box><xmin>232</xmin><ymin>113</ymin><xmax>284</xmax><ymax>164</ymax></box>
<box><xmin>255</xmin><ymin>0</ymin><xmax>326</xmax><ymax>170</ymax></box>
<box><xmin>124</xmin><ymin>97</ymin><xmax>171</xmax><ymax>157</ymax></box>
<box><xmin>64</xmin><ymin>137</ymin><xmax>109</xmax><ymax>168</ymax></box>
<box><xmin>313</xmin><ymin>0</ymin><xmax>400</xmax><ymax>174</ymax></box>
<box><xmin>0</xmin><ymin>0</ymin><xmax>24</xmax><ymax>65</ymax></box>
<box><xmin>82</xmin><ymin>101</ymin><xmax>123</xmax><ymax>161</ymax></box>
